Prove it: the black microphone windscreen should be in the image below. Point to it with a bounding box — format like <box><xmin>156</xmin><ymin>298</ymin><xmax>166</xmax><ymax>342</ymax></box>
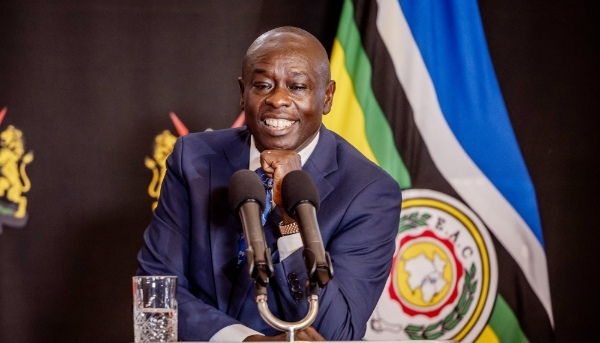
<box><xmin>229</xmin><ymin>169</ymin><xmax>266</xmax><ymax>211</ymax></box>
<box><xmin>282</xmin><ymin>170</ymin><xmax>320</xmax><ymax>214</ymax></box>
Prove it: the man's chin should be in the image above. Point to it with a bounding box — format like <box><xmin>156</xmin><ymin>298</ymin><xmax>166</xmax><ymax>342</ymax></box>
<box><xmin>258</xmin><ymin>138</ymin><xmax>298</xmax><ymax>151</ymax></box>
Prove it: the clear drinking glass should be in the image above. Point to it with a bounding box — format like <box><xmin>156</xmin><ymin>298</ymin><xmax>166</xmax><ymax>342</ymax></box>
<box><xmin>132</xmin><ymin>276</ymin><xmax>178</xmax><ymax>342</ymax></box>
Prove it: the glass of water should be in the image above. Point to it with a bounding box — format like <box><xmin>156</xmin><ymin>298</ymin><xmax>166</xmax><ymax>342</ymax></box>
<box><xmin>132</xmin><ymin>276</ymin><xmax>178</xmax><ymax>342</ymax></box>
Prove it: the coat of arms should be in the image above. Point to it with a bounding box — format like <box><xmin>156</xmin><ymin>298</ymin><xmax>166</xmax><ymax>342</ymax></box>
<box><xmin>0</xmin><ymin>107</ymin><xmax>34</xmax><ymax>232</ymax></box>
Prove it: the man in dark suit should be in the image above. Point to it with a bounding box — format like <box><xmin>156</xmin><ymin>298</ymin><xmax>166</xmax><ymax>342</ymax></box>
<box><xmin>137</xmin><ymin>26</ymin><xmax>401</xmax><ymax>341</ymax></box>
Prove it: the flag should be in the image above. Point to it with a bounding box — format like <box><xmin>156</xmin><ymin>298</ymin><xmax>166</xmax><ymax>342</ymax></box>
<box><xmin>323</xmin><ymin>0</ymin><xmax>553</xmax><ymax>342</ymax></box>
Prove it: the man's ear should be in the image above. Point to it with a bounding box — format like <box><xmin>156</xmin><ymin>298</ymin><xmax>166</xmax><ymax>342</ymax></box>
<box><xmin>238</xmin><ymin>77</ymin><xmax>245</xmax><ymax>108</ymax></box>
<box><xmin>322</xmin><ymin>80</ymin><xmax>336</xmax><ymax>115</ymax></box>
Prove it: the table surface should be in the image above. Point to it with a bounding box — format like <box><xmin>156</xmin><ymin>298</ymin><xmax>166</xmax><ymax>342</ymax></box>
<box><xmin>164</xmin><ymin>341</ymin><xmax>458</xmax><ymax>343</ymax></box>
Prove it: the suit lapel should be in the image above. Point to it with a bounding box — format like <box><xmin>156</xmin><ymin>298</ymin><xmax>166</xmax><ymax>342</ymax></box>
<box><xmin>303</xmin><ymin>126</ymin><xmax>337</xmax><ymax>204</ymax></box>
<box><xmin>210</xmin><ymin>129</ymin><xmax>252</xmax><ymax>314</ymax></box>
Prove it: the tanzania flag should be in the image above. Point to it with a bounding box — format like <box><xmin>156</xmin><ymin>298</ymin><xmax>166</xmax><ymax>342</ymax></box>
<box><xmin>323</xmin><ymin>0</ymin><xmax>554</xmax><ymax>342</ymax></box>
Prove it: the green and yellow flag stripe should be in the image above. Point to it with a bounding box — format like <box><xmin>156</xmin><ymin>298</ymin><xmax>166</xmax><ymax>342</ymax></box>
<box><xmin>324</xmin><ymin>0</ymin><xmax>411</xmax><ymax>189</ymax></box>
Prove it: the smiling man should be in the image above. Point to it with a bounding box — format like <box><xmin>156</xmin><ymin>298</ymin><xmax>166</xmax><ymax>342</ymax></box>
<box><xmin>137</xmin><ymin>27</ymin><xmax>401</xmax><ymax>342</ymax></box>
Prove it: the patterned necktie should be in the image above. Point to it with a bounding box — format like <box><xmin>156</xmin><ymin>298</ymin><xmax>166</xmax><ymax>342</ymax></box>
<box><xmin>237</xmin><ymin>168</ymin><xmax>274</xmax><ymax>267</ymax></box>
<box><xmin>255</xmin><ymin>167</ymin><xmax>274</xmax><ymax>224</ymax></box>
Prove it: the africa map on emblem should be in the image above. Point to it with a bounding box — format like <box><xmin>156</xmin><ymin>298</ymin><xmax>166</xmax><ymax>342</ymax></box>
<box><xmin>365</xmin><ymin>189</ymin><xmax>498</xmax><ymax>342</ymax></box>
<box><xmin>404</xmin><ymin>251</ymin><xmax>448</xmax><ymax>303</ymax></box>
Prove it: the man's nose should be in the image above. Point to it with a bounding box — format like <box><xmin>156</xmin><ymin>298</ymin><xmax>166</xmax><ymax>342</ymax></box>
<box><xmin>265</xmin><ymin>86</ymin><xmax>291</xmax><ymax>108</ymax></box>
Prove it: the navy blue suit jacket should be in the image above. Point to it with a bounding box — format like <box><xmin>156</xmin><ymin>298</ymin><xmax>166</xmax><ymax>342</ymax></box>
<box><xmin>137</xmin><ymin>125</ymin><xmax>401</xmax><ymax>341</ymax></box>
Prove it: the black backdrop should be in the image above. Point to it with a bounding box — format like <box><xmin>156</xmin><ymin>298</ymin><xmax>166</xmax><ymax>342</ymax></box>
<box><xmin>0</xmin><ymin>1</ymin><xmax>597</xmax><ymax>342</ymax></box>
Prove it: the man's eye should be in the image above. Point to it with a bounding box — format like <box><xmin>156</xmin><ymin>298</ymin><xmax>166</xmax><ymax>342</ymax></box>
<box><xmin>253</xmin><ymin>83</ymin><xmax>271</xmax><ymax>90</ymax></box>
<box><xmin>290</xmin><ymin>84</ymin><xmax>307</xmax><ymax>90</ymax></box>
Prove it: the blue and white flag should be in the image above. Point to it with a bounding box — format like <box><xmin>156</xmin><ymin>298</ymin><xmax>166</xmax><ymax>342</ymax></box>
<box><xmin>323</xmin><ymin>0</ymin><xmax>554</xmax><ymax>341</ymax></box>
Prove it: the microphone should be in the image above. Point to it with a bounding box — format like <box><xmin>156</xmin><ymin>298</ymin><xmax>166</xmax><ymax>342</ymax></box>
<box><xmin>229</xmin><ymin>169</ymin><xmax>273</xmax><ymax>287</ymax></box>
<box><xmin>282</xmin><ymin>170</ymin><xmax>333</xmax><ymax>290</ymax></box>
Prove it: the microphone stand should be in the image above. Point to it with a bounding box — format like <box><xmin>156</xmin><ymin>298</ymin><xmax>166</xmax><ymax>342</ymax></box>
<box><xmin>253</xmin><ymin>249</ymin><xmax>333</xmax><ymax>342</ymax></box>
<box><xmin>256</xmin><ymin>287</ymin><xmax>319</xmax><ymax>342</ymax></box>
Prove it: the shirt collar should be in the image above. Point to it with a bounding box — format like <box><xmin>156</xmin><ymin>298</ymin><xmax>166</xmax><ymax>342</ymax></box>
<box><xmin>249</xmin><ymin>130</ymin><xmax>320</xmax><ymax>171</ymax></box>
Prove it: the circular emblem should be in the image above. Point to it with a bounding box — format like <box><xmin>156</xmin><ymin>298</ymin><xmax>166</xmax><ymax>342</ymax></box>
<box><xmin>366</xmin><ymin>189</ymin><xmax>498</xmax><ymax>342</ymax></box>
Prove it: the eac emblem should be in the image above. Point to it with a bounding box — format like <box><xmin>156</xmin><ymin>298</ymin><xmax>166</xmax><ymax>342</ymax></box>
<box><xmin>366</xmin><ymin>189</ymin><xmax>498</xmax><ymax>342</ymax></box>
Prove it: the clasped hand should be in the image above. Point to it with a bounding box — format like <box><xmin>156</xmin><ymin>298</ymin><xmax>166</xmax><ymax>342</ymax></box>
<box><xmin>259</xmin><ymin>150</ymin><xmax>302</xmax><ymax>224</ymax></box>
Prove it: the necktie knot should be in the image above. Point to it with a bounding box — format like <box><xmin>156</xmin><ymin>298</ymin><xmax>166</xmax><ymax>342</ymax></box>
<box><xmin>256</xmin><ymin>167</ymin><xmax>273</xmax><ymax>191</ymax></box>
<box><xmin>255</xmin><ymin>167</ymin><xmax>273</xmax><ymax>224</ymax></box>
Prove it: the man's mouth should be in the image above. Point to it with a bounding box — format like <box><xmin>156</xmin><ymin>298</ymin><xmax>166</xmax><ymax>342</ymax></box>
<box><xmin>264</xmin><ymin>118</ymin><xmax>296</xmax><ymax>129</ymax></box>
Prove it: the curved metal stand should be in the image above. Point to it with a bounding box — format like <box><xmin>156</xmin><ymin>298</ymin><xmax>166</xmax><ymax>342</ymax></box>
<box><xmin>257</xmin><ymin>293</ymin><xmax>319</xmax><ymax>342</ymax></box>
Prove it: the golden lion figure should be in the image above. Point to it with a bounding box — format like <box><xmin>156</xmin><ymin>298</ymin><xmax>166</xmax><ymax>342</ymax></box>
<box><xmin>0</xmin><ymin>125</ymin><xmax>34</xmax><ymax>219</ymax></box>
<box><xmin>145</xmin><ymin>130</ymin><xmax>177</xmax><ymax>210</ymax></box>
